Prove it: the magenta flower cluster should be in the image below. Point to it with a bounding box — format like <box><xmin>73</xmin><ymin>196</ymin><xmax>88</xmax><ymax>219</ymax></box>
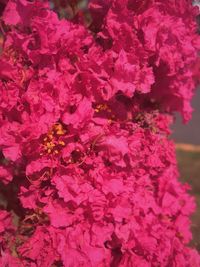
<box><xmin>0</xmin><ymin>0</ymin><xmax>200</xmax><ymax>266</ymax></box>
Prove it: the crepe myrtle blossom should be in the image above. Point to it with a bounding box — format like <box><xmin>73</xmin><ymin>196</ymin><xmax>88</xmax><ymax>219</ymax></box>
<box><xmin>0</xmin><ymin>0</ymin><xmax>200</xmax><ymax>266</ymax></box>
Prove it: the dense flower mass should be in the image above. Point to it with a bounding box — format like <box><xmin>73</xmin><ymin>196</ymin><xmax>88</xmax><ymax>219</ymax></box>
<box><xmin>0</xmin><ymin>0</ymin><xmax>200</xmax><ymax>266</ymax></box>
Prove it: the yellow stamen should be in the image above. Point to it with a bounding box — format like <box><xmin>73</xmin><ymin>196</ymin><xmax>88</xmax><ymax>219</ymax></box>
<box><xmin>48</xmin><ymin>134</ymin><xmax>54</xmax><ymax>139</ymax></box>
<box><xmin>54</xmin><ymin>123</ymin><xmax>62</xmax><ymax>130</ymax></box>
<box><xmin>58</xmin><ymin>141</ymin><xmax>65</xmax><ymax>146</ymax></box>
<box><xmin>46</xmin><ymin>142</ymin><xmax>55</xmax><ymax>148</ymax></box>
<box><xmin>57</xmin><ymin>130</ymin><xmax>65</xmax><ymax>135</ymax></box>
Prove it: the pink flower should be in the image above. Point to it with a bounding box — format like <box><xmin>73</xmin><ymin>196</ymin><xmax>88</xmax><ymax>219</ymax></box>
<box><xmin>110</xmin><ymin>49</ymin><xmax>154</xmax><ymax>97</ymax></box>
<box><xmin>62</xmin><ymin>97</ymin><xmax>94</xmax><ymax>128</ymax></box>
<box><xmin>0</xmin><ymin>210</ymin><xmax>15</xmax><ymax>234</ymax></box>
<box><xmin>0</xmin><ymin>251</ymin><xmax>21</xmax><ymax>267</ymax></box>
<box><xmin>18</xmin><ymin>226</ymin><xmax>59</xmax><ymax>267</ymax></box>
<box><xmin>0</xmin><ymin>0</ymin><xmax>199</xmax><ymax>266</ymax></box>
<box><xmin>0</xmin><ymin>165</ymin><xmax>13</xmax><ymax>184</ymax></box>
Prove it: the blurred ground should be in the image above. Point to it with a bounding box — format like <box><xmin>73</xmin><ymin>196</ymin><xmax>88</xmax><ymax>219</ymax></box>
<box><xmin>176</xmin><ymin>149</ymin><xmax>200</xmax><ymax>250</ymax></box>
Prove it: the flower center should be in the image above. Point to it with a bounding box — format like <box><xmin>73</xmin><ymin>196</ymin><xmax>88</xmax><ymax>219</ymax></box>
<box><xmin>41</xmin><ymin>123</ymin><xmax>66</xmax><ymax>155</ymax></box>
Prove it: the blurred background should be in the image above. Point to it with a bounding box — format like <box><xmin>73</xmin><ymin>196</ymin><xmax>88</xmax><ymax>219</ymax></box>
<box><xmin>172</xmin><ymin>89</ymin><xmax>200</xmax><ymax>145</ymax></box>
